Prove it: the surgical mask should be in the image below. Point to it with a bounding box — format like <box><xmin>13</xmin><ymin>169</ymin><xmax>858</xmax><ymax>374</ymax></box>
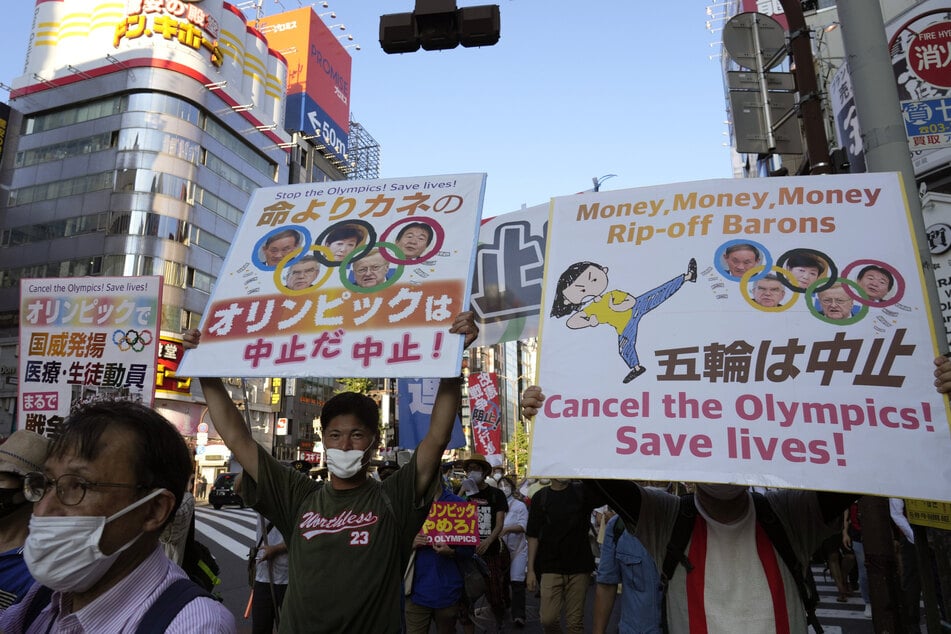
<box><xmin>24</xmin><ymin>488</ymin><xmax>165</xmax><ymax>593</ymax></box>
<box><xmin>697</xmin><ymin>483</ymin><xmax>747</xmax><ymax>501</ymax></box>
<box><xmin>326</xmin><ymin>446</ymin><xmax>373</xmax><ymax>480</ymax></box>
<box><xmin>468</xmin><ymin>470</ymin><xmax>484</xmax><ymax>484</ymax></box>
<box><xmin>500</xmin><ymin>485</ymin><xmax>512</xmax><ymax>498</ymax></box>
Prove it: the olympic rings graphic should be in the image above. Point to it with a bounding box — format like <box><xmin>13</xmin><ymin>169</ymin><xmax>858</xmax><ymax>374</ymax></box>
<box><xmin>112</xmin><ymin>329</ymin><xmax>153</xmax><ymax>352</ymax></box>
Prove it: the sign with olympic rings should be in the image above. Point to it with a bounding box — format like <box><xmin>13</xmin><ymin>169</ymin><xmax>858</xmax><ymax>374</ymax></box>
<box><xmin>17</xmin><ymin>276</ymin><xmax>162</xmax><ymax>437</ymax></box>
<box><xmin>180</xmin><ymin>174</ymin><xmax>485</xmax><ymax>378</ymax></box>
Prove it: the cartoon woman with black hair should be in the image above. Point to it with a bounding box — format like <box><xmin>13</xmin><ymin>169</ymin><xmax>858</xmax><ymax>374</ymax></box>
<box><xmin>551</xmin><ymin>258</ymin><xmax>696</xmax><ymax>383</ymax></box>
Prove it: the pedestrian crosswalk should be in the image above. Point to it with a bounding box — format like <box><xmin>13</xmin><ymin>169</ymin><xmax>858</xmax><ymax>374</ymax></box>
<box><xmin>195</xmin><ymin>505</ymin><xmax>258</xmax><ymax>559</ymax></box>
<box><xmin>810</xmin><ymin>563</ymin><xmax>872</xmax><ymax>632</ymax></box>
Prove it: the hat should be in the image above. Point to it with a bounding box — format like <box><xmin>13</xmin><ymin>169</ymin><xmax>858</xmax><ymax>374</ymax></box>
<box><xmin>458</xmin><ymin>452</ymin><xmax>492</xmax><ymax>474</ymax></box>
<box><xmin>0</xmin><ymin>431</ymin><xmax>49</xmax><ymax>476</ymax></box>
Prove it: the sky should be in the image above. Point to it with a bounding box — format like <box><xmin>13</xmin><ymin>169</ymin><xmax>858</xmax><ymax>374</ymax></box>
<box><xmin>0</xmin><ymin>1</ymin><xmax>735</xmax><ymax>217</ymax></box>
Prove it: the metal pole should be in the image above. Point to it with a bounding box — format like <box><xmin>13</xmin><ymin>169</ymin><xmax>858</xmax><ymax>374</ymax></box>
<box><xmin>837</xmin><ymin>1</ymin><xmax>948</xmax><ymax>630</ymax></box>
<box><xmin>777</xmin><ymin>0</ymin><xmax>832</xmax><ymax>174</ymax></box>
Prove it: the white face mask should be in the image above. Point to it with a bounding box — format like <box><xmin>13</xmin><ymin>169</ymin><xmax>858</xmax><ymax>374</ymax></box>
<box><xmin>326</xmin><ymin>446</ymin><xmax>373</xmax><ymax>480</ymax></box>
<box><xmin>24</xmin><ymin>488</ymin><xmax>165</xmax><ymax>593</ymax></box>
<box><xmin>697</xmin><ymin>483</ymin><xmax>747</xmax><ymax>501</ymax></box>
<box><xmin>467</xmin><ymin>470</ymin><xmax>484</xmax><ymax>484</ymax></box>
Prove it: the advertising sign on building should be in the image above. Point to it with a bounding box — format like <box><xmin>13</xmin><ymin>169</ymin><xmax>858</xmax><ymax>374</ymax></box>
<box><xmin>888</xmin><ymin>0</ymin><xmax>951</xmax><ymax>167</ymax></box>
<box><xmin>259</xmin><ymin>7</ymin><xmax>353</xmax><ymax>163</ymax></box>
<box><xmin>530</xmin><ymin>174</ymin><xmax>951</xmax><ymax>502</ymax></box>
<box><xmin>156</xmin><ymin>334</ymin><xmax>192</xmax><ymax>396</ymax></box>
<box><xmin>18</xmin><ymin>276</ymin><xmax>162</xmax><ymax>438</ymax></box>
<box><xmin>178</xmin><ymin>174</ymin><xmax>485</xmax><ymax>378</ymax></box>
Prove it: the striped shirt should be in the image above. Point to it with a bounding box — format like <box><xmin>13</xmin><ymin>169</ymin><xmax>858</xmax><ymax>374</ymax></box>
<box><xmin>0</xmin><ymin>546</ymin><xmax>235</xmax><ymax>633</ymax></box>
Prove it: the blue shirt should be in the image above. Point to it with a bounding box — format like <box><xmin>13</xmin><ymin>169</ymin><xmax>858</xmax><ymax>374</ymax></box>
<box><xmin>0</xmin><ymin>546</ymin><xmax>34</xmax><ymax>609</ymax></box>
<box><xmin>596</xmin><ymin>516</ymin><xmax>663</xmax><ymax>634</ymax></box>
<box><xmin>409</xmin><ymin>489</ymin><xmax>475</xmax><ymax>609</ymax></box>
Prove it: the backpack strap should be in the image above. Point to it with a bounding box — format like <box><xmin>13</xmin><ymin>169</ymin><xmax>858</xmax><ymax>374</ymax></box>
<box><xmin>23</xmin><ymin>585</ymin><xmax>53</xmax><ymax>632</ymax></box>
<box><xmin>750</xmin><ymin>492</ymin><xmax>823</xmax><ymax>634</ymax></box>
<box><xmin>612</xmin><ymin>516</ymin><xmax>626</xmax><ymax>545</ymax></box>
<box><xmin>661</xmin><ymin>493</ymin><xmax>698</xmax><ymax>583</ymax></box>
<box><xmin>135</xmin><ymin>578</ymin><xmax>214</xmax><ymax>634</ymax></box>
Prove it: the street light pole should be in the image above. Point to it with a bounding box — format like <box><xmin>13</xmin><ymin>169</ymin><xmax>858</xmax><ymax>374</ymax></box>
<box><xmin>592</xmin><ymin>174</ymin><xmax>617</xmax><ymax>192</ymax></box>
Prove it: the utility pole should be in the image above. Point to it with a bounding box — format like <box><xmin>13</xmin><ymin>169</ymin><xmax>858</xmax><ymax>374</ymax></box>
<box><xmin>834</xmin><ymin>1</ymin><xmax>948</xmax><ymax>631</ymax></box>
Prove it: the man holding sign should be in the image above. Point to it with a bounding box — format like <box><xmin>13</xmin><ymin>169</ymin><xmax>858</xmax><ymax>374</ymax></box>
<box><xmin>183</xmin><ymin>311</ymin><xmax>477</xmax><ymax>634</ymax></box>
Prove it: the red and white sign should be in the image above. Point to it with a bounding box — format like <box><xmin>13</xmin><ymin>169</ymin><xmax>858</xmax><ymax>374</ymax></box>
<box><xmin>908</xmin><ymin>21</ymin><xmax>951</xmax><ymax>88</ymax></box>
<box><xmin>467</xmin><ymin>372</ymin><xmax>502</xmax><ymax>465</ymax></box>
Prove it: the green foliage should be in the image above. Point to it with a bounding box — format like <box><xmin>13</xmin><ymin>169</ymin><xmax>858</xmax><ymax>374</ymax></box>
<box><xmin>504</xmin><ymin>420</ymin><xmax>530</xmax><ymax>479</ymax></box>
<box><xmin>335</xmin><ymin>378</ymin><xmax>375</xmax><ymax>394</ymax></box>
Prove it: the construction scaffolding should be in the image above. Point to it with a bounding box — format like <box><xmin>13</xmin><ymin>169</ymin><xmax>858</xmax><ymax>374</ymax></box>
<box><xmin>347</xmin><ymin>117</ymin><xmax>381</xmax><ymax>180</ymax></box>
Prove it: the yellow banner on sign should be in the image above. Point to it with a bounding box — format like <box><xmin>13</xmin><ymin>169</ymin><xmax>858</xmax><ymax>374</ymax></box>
<box><xmin>905</xmin><ymin>499</ymin><xmax>951</xmax><ymax>530</ymax></box>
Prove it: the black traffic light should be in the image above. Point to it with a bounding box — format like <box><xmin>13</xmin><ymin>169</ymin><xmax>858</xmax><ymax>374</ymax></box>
<box><xmin>380</xmin><ymin>0</ymin><xmax>500</xmax><ymax>54</ymax></box>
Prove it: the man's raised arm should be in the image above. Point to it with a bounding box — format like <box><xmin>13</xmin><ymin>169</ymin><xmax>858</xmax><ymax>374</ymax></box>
<box><xmin>414</xmin><ymin>311</ymin><xmax>478</xmax><ymax>500</ymax></box>
<box><xmin>183</xmin><ymin>329</ymin><xmax>260</xmax><ymax>481</ymax></box>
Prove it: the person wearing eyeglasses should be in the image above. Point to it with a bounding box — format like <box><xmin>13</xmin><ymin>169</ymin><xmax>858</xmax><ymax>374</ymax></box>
<box><xmin>816</xmin><ymin>283</ymin><xmax>856</xmax><ymax>320</ymax></box>
<box><xmin>751</xmin><ymin>274</ymin><xmax>786</xmax><ymax>308</ymax></box>
<box><xmin>284</xmin><ymin>256</ymin><xmax>321</xmax><ymax>291</ymax></box>
<box><xmin>0</xmin><ymin>400</ymin><xmax>234</xmax><ymax>633</ymax></box>
<box><xmin>0</xmin><ymin>430</ymin><xmax>48</xmax><ymax>609</ymax></box>
<box><xmin>352</xmin><ymin>248</ymin><xmax>392</xmax><ymax>288</ymax></box>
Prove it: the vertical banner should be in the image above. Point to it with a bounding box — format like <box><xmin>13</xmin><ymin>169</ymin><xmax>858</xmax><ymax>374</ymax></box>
<box><xmin>396</xmin><ymin>378</ymin><xmax>465</xmax><ymax>449</ymax></box>
<box><xmin>18</xmin><ymin>276</ymin><xmax>162</xmax><ymax>437</ymax></box>
<box><xmin>467</xmin><ymin>372</ymin><xmax>502</xmax><ymax>465</ymax></box>
<box><xmin>531</xmin><ymin>174</ymin><xmax>951</xmax><ymax>502</ymax></box>
<box><xmin>178</xmin><ymin>174</ymin><xmax>486</xmax><ymax>379</ymax></box>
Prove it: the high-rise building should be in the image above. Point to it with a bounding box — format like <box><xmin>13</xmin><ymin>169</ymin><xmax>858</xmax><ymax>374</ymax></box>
<box><xmin>0</xmin><ymin>0</ymin><xmax>369</xmax><ymax>449</ymax></box>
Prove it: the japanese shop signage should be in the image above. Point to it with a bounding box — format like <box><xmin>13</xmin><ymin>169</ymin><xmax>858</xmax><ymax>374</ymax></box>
<box><xmin>18</xmin><ymin>276</ymin><xmax>163</xmax><ymax>438</ymax></box>
<box><xmin>905</xmin><ymin>499</ymin><xmax>951</xmax><ymax>530</ymax></box>
<box><xmin>889</xmin><ymin>1</ymin><xmax>951</xmax><ymax>158</ymax></box>
<box><xmin>179</xmin><ymin>174</ymin><xmax>486</xmax><ymax>378</ymax></box>
<box><xmin>421</xmin><ymin>500</ymin><xmax>479</xmax><ymax>545</ymax></box>
<box><xmin>530</xmin><ymin>173</ymin><xmax>951</xmax><ymax>502</ymax></box>
<box><xmin>467</xmin><ymin>372</ymin><xmax>502</xmax><ymax>465</ymax></box>
<box><xmin>156</xmin><ymin>334</ymin><xmax>192</xmax><ymax>396</ymax></box>
<box><xmin>115</xmin><ymin>0</ymin><xmax>223</xmax><ymax>67</ymax></box>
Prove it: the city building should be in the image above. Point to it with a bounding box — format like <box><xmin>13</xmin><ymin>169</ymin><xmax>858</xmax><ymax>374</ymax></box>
<box><xmin>0</xmin><ymin>1</ymin><xmax>378</xmax><ymax>471</ymax></box>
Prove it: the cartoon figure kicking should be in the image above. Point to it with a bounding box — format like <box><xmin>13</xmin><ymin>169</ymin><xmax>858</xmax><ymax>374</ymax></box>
<box><xmin>550</xmin><ymin>258</ymin><xmax>697</xmax><ymax>383</ymax></box>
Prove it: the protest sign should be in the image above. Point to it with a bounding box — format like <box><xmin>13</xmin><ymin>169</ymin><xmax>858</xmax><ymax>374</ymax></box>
<box><xmin>397</xmin><ymin>378</ymin><xmax>466</xmax><ymax>449</ymax></box>
<box><xmin>530</xmin><ymin>173</ymin><xmax>951</xmax><ymax>502</ymax></box>
<box><xmin>18</xmin><ymin>276</ymin><xmax>162</xmax><ymax>437</ymax></box>
<box><xmin>179</xmin><ymin>174</ymin><xmax>485</xmax><ymax>378</ymax></box>
<box><xmin>471</xmin><ymin>204</ymin><xmax>548</xmax><ymax>347</ymax></box>
<box><xmin>467</xmin><ymin>372</ymin><xmax>503</xmax><ymax>465</ymax></box>
<box><xmin>421</xmin><ymin>500</ymin><xmax>479</xmax><ymax>545</ymax></box>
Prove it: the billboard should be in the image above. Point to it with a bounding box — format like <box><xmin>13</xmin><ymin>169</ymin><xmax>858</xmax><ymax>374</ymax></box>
<box><xmin>887</xmin><ymin>0</ymin><xmax>951</xmax><ymax>172</ymax></box>
<box><xmin>259</xmin><ymin>7</ymin><xmax>352</xmax><ymax>163</ymax></box>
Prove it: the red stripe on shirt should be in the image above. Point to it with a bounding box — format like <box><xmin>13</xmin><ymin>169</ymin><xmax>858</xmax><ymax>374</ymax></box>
<box><xmin>755</xmin><ymin>521</ymin><xmax>790</xmax><ymax>634</ymax></box>
<box><xmin>685</xmin><ymin>515</ymin><xmax>708</xmax><ymax>634</ymax></box>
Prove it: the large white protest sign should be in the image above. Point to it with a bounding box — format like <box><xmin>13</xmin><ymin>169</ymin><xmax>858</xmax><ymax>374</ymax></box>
<box><xmin>179</xmin><ymin>174</ymin><xmax>485</xmax><ymax>378</ymax></box>
<box><xmin>18</xmin><ymin>276</ymin><xmax>162</xmax><ymax>437</ymax></box>
<box><xmin>530</xmin><ymin>173</ymin><xmax>951</xmax><ymax>502</ymax></box>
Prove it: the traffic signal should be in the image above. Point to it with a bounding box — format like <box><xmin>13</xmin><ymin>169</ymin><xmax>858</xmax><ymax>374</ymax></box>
<box><xmin>380</xmin><ymin>0</ymin><xmax>500</xmax><ymax>54</ymax></box>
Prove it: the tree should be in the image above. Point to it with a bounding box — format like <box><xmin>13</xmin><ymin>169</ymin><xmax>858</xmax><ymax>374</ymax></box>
<box><xmin>336</xmin><ymin>378</ymin><xmax>375</xmax><ymax>394</ymax></box>
<box><xmin>504</xmin><ymin>420</ymin><xmax>530</xmax><ymax>479</ymax></box>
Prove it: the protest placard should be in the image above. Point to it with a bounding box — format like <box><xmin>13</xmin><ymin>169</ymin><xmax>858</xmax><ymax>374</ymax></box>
<box><xmin>179</xmin><ymin>174</ymin><xmax>485</xmax><ymax>378</ymax></box>
<box><xmin>530</xmin><ymin>173</ymin><xmax>951</xmax><ymax>502</ymax></box>
<box><xmin>471</xmin><ymin>204</ymin><xmax>548</xmax><ymax>347</ymax></box>
<box><xmin>18</xmin><ymin>276</ymin><xmax>162</xmax><ymax>436</ymax></box>
<box><xmin>421</xmin><ymin>500</ymin><xmax>479</xmax><ymax>546</ymax></box>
